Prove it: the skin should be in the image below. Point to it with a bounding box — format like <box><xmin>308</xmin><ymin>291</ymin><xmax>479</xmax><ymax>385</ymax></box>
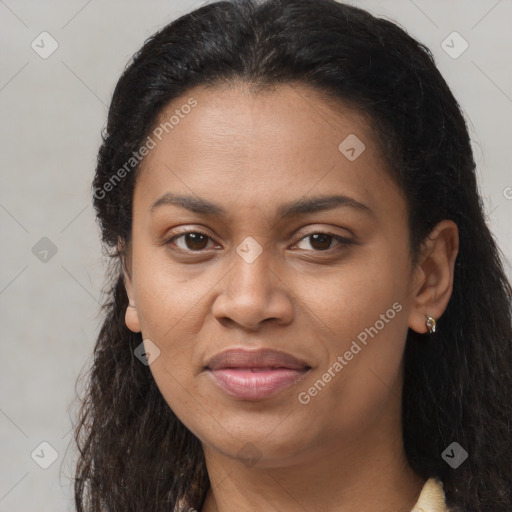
<box><xmin>123</xmin><ymin>83</ymin><xmax>459</xmax><ymax>512</ymax></box>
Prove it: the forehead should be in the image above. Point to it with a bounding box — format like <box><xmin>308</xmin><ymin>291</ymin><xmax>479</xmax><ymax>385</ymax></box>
<box><xmin>134</xmin><ymin>83</ymin><xmax>403</xmax><ymax>223</ymax></box>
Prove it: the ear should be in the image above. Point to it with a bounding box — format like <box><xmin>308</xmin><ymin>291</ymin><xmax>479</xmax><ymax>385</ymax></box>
<box><xmin>119</xmin><ymin>242</ymin><xmax>141</xmax><ymax>334</ymax></box>
<box><xmin>408</xmin><ymin>220</ymin><xmax>459</xmax><ymax>334</ymax></box>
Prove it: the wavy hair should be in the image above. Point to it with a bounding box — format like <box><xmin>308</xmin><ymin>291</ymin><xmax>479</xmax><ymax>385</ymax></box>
<box><xmin>74</xmin><ymin>1</ymin><xmax>512</xmax><ymax>510</ymax></box>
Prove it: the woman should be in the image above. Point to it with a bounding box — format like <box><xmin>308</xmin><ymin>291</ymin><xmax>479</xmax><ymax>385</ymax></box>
<box><xmin>74</xmin><ymin>0</ymin><xmax>512</xmax><ymax>511</ymax></box>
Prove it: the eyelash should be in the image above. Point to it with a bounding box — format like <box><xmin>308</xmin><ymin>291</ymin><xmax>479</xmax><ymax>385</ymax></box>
<box><xmin>165</xmin><ymin>229</ymin><xmax>353</xmax><ymax>254</ymax></box>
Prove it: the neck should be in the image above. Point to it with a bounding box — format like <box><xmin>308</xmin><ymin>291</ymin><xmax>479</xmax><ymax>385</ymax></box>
<box><xmin>199</xmin><ymin>398</ymin><xmax>425</xmax><ymax>512</ymax></box>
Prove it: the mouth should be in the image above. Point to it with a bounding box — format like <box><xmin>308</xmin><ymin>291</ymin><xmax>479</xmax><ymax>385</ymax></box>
<box><xmin>204</xmin><ymin>348</ymin><xmax>312</xmax><ymax>400</ymax></box>
<box><xmin>206</xmin><ymin>367</ymin><xmax>311</xmax><ymax>400</ymax></box>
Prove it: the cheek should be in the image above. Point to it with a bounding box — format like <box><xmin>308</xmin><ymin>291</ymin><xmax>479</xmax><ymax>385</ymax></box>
<box><xmin>130</xmin><ymin>248</ymin><xmax>219</xmax><ymax>421</ymax></box>
<box><xmin>291</xmin><ymin>245</ymin><xmax>410</xmax><ymax>428</ymax></box>
<box><xmin>131</xmin><ymin>243</ymin><xmax>212</xmax><ymax>339</ymax></box>
<box><xmin>148</xmin><ymin>356</ymin><xmax>212</xmax><ymax>443</ymax></box>
<box><xmin>132</xmin><ymin>267</ymin><xmax>209</xmax><ymax>428</ymax></box>
<box><xmin>294</xmin><ymin>242</ymin><xmax>409</xmax><ymax>345</ymax></box>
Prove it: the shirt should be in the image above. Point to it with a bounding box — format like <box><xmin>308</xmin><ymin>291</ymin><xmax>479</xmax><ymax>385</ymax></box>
<box><xmin>411</xmin><ymin>478</ymin><xmax>450</xmax><ymax>512</ymax></box>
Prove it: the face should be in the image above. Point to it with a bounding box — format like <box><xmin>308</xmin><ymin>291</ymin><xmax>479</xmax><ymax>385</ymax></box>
<box><xmin>123</xmin><ymin>83</ymin><xmax>421</xmax><ymax>467</ymax></box>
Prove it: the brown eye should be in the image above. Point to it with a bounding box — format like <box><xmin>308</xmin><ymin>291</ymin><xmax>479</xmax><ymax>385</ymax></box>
<box><xmin>308</xmin><ymin>233</ymin><xmax>333</xmax><ymax>251</ymax></box>
<box><xmin>294</xmin><ymin>232</ymin><xmax>351</xmax><ymax>252</ymax></box>
<box><xmin>169</xmin><ymin>231</ymin><xmax>215</xmax><ymax>251</ymax></box>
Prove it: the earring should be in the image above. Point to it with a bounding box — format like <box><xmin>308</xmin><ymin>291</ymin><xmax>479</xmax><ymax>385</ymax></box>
<box><xmin>425</xmin><ymin>314</ymin><xmax>436</xmax><ymax>333</ymax></box>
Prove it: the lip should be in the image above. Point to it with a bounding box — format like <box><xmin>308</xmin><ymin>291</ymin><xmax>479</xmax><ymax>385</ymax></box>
<box><xmin>206</xmin><ymin>348</ymin><xmax>309</xmax><ymax>371</ymax></box>
<box><xmin>205</xmin><ymin>348</ymin><xmax>311</xmax><ymax>400</ymax></box>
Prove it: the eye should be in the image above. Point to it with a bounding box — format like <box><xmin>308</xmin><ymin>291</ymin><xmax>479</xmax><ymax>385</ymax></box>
<box><xmin>165</xmin><ymin>229</ymin><xmax>352</xmax><ymax>254</ymax></box>
<box><xmin>293</xmin><ymin>232</ymin><xmax>352</xmax><ymax>252</ymax></box>
<box><xmin>167</xmin><ymin>231</ymin><xmax>218</xmax><ymax>252</ymax></box>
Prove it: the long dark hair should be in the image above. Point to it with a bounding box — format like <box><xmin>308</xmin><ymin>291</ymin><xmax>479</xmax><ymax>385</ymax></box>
<box><xmin>74</xmin><ymin>1</ymin><xmax>512</xmax><ymax>510</ymax></box>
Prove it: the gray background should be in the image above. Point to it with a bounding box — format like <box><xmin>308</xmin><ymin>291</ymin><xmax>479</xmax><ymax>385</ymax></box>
<box><xmin>1</xmin><ymin>1</ymin><xmax>511</xmax><ymax>510</ymax></box>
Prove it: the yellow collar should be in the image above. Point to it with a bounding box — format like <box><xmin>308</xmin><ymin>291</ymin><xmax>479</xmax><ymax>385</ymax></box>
<box><xmin>410</xmin><ymin>478</ymin><xmax>450</xmax><ymax>512</ymax></box>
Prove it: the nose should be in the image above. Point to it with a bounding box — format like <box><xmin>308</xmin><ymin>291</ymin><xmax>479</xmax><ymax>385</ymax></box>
<box><xmin>211</xmin><ymin>241</ymin><xmax>294</xmax><ymax>331</ymax></box>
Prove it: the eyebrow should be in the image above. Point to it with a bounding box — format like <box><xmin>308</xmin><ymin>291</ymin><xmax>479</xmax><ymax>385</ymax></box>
<box><xmin>151</xmin><ymin>192</ymin><xmax>373</xmax><ymax>218</ymax></box>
